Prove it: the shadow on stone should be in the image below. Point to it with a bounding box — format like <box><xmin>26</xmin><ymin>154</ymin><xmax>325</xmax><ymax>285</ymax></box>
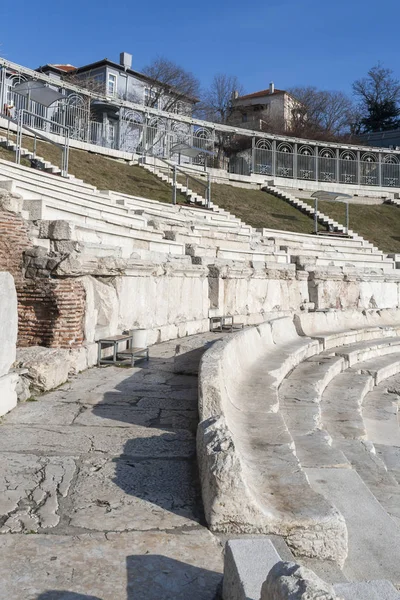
<box><xmin>126</xmin><ymin>554</ymin><xmax>222</xmax><ymax>600</ymax></box>
<box><xmin>33</xmin><ymin>555</ymin><xmax>222</xmax><ymax>600</ymax></box>
<box><xmin>88</xmin><ymin>342</ymin><xmax>219</xmax><ymax>528</ymax></box>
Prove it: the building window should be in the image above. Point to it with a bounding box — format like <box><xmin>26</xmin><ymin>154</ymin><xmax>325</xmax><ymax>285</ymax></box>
<box><xmin>242</xmin><ymin>113</ymin><xmax>248</xmax><ymax>123</ymax></box>
<box><xmin>108</xmin><ymin>73</ymin><xmax>117</xmax><ymax>96</ymax></box>
<box><xmin>144</xmin><ymin>87</ymin><xmax>159</xmax><ymax>109</ymax></box>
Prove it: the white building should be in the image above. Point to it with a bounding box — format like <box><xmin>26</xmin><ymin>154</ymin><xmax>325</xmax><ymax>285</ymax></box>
<box><xmin>228</xmin><ymin>83</ymin><xmax>303</xmax><ymax>132</ymax></box>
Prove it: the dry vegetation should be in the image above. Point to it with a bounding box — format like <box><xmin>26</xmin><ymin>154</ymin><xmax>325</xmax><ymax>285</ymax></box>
<box><xmin>1</xmin><ymin>132</ymin><xmax>399</xmax><ymax>252</ymax></box>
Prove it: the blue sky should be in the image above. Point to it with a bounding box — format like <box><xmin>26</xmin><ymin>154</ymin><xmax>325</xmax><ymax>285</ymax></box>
<box><xmin>1</xmin><ymin>0</ymin><xmax>399</xmax><ymax>98</ymax></box>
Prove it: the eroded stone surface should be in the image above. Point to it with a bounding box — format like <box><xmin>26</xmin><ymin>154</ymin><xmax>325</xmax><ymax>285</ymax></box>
<box><xmin>0</xmin><ymin>333</ymin><xmax>222</xmax><ymax>599</ymax></box>
<box><xmin>261</xmin><ymin>561</ymin><xmax>337</xmax><ymax>600</ymax></box>
<box><xmin>0</xmin><ymin>454</ymin><xmax>76</xmax><ymax>532</ymax></box>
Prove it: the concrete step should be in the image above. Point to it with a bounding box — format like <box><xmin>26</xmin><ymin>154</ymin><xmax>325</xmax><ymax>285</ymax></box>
<box><xmin>306</xmin><ymin>467</ymin><xmax>400</xmax><ymax>585</ymax></box>
<box><xmin>321</xmin><ymin>371</ymin><xmax>373</xmax><ymax>439</ymax></box>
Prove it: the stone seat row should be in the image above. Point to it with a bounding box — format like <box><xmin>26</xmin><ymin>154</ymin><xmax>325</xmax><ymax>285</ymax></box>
<box><xmin>1</xmin><ymin>157</ymin><xmax>398</xmax><ymax>275</ymax></box>
<box><xmin>0</xmin><ymin>159</ymin><xmax>251</xmax><ymax>238</ymax></box>
<box><xmin>198</xmin><ymin>309</ymin><xmax>400</xmax><ymax>582</ymax></box>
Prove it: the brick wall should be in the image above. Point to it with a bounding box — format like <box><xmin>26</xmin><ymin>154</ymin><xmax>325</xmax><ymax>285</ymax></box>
<box><xmin>0</xmin><ymin>209</ymin><xmax>86</xmax><ymax>348</ymax></box>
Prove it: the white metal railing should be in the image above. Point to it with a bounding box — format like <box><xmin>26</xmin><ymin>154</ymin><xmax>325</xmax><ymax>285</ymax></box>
<box><xmin>1</xmin><ymin>57</ymin><xmax>400</xmax><ymax>189</ymax></box>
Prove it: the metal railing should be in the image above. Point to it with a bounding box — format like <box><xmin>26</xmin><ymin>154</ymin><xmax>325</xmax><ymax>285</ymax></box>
<box><xmin>16</xmin><ymin>110</ymin><xmax>70</xmax><ymax>176</ymax></box>
<box><xmin>147</xmin><ymin>155</ymin><xmax>211</xmax><ymax>207</ymax></box>
<box><xmin>2</xmin><ymin>109</ymin><xmax>70</xmax><ymax>176</ymax></box>
<box><xmin>2</xmin><ymin>57</ymin><xmax>400</xmax><ymax>190</ymax></box>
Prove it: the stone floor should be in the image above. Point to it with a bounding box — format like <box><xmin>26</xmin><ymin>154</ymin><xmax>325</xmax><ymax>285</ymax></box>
<box><xmin>0</xmin><ymin>334</ymin><xmax>224</xmax><ymax>600</ymax></box>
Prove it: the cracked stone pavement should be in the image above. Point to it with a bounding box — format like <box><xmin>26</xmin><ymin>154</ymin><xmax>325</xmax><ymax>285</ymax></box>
<box><xmin>0</xmin><ymin>333</ymin><xmax>223</xmax><ymax>600</ymax></box>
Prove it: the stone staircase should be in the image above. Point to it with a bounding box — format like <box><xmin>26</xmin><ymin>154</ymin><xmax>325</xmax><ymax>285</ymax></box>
<box><xmin>263</xmin><ymin>184</ymin><xmax>361</xmax><ymax>239</ymax></box>
<box><xmin>141</xmin><ymin>160</ymin><xmax>246</xmax><ymax>223</ymax></box>
<box><xmin>0</xmin><ymin>134</ymin><xmax>78</xmax><ymax>180</ymax></box>
<box><xmin>386</xmin><ymin>196</ymin><xmax>400</xmax><ymax>208</ymax></box>
<box><xmin>0</xmin><ymin>157</ymin><xmax>398</xmax><ymax>279</ymax></box>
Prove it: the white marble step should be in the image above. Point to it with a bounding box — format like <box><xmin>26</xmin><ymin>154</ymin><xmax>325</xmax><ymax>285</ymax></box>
<box><xmin>321</xmin><ymin>372</ymin><xmax>373</xmax><ymax>440</ymax></box>
<box><xmin>337</xmin><ymin>438</ymin><xmax>400</xmax><ymax>527</ymax></box>
<box><xmin>279</xmin><ymin>355</ymin><xmax>349</xmax><ymax>468</ymax></box>
<box><xmin>310</xmin><ymin>325</ymin><xmax>400</xmax><ymax>351</ymax></box>
<box><xmin>217</xmin><ymin>247</ymin><xmax>289</xmax><ymax>264</ymax></box>
<box><xmin>260</xmin><ymin>227</ymin><xmax>370</xmax><ymax>248</ymax></box>
<box><xmin>52</xmin><ymin>222</ymin><xmax>184</xmax><ymax>258</ymax></box>
<box><xmin>289</xmin><ymin>248</ymin><xmax>385</xmax><ymax>262</ymax></box>
<box><xmin>352</xmin><ymin>352</ymin><xmax>400</xmax><ymax>384</ymax></box>
<box><xmin>328</xmin><ymin>337</ymin><xmax>400</xmax><ymax>366</ymax></box>
<box><xmin>0</xmin><ymin>157</ymin><xmax>96</xmax><ymax>193</ymax></box>
<box><xmin>313</xmin><ymin>256</ymin><xmax>394</xmax><ymax>270</ymax></box>
<box><xmin>306</xmin><ymin>467</ymin><xmax>400</xmax><ymax>585</ymax></box>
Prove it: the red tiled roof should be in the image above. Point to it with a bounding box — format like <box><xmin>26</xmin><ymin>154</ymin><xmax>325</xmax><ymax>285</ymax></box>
<box><xmin>50</xmin><ymin>64</ymin><xmax>77</xmax><ymax>72</ymax></box>
<box><xmin>236</xmin><ymin>88</ymin><xmax>286</xmax><ymax>100</ymax></box>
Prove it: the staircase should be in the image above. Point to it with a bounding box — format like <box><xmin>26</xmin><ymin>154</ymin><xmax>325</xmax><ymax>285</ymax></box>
<box><xmin>262</xmin><ymin>184</ymin><xmax>391</xmax><ymax>256</ymax></box>
<box><xmin>0</xmin><ymin>134</ymin><xmax>77</xmax><ymax>180</ymax></box>
<box><xmin>263</xmin><ymin>184</ymin><xmax>360</xmax><ymax>236</ymax></box>
<box><xmin>385</xmin><ymin>197</ymin><xmax>400</xmax><ymax>208</ymax></box>
<box><xmin>141</xmin><ymin>159</ymin><xmax>247</xmax><ymax>225</ymax></box>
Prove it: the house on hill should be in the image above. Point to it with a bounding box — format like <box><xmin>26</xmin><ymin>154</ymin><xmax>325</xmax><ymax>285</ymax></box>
<box><xmin>32</xmin><ymin>52</ymin><xmax>198</xmax><ymax>152</ymax></box>
<box><xmin>36</xmin><ymin>53</ymin><xmax>198</xmax><ymax>117</ymax></box>
<box><xmin>228</xmin><ymin>83</ymin><xmax>303</xmax><ymax>132</ymax></box>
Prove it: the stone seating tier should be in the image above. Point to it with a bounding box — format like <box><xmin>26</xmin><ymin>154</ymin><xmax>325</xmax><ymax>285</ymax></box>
<box><xmin>1</xmin><ymin>158</ymin><xmax>399</xmax><ymax>276</ymax></box>
<box><xmin>198</xmin><ymin>309</ymin><xmax>400</xmax><ymax>585</ymax></box>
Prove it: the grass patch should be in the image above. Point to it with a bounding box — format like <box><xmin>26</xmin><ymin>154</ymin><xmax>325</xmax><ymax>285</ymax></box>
<box><xmin>0</xmin><ymin>131</ymin><xmax>188</xmax><ymax>204</ymax></box>
<box><xmin>209</xmin><ymin>184</ymin><xmax>324</xmax><ymax>234</ymax></box>
<box><xmin>1</xmin><ymin>129</ymin><xmax>399</xmax><ymax>251</ymax></box>
<box><xmin>302</xmin><ymin>198</ymin><xmax>400</xmax><ymax>253</ymax></box>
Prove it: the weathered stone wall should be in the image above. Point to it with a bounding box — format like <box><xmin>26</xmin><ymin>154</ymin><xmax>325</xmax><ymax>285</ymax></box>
<box><xmin>0</xmin><ymin>271</ymin><xmax>18</xmax><ymax>416</ymax></box>
<box><xmin>0</xmin><ymin>203</ymin><xmax>86</xmax><ymax>349</ymax></box>
<box><xmin>18</xmin><ymin>279</ymin><xmax>86</xmax><ymax>348</ymax></box>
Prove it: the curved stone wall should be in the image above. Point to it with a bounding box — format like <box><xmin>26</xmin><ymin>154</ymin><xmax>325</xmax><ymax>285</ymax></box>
<box><xmin>197</xmin><ymin>308</ymin><xmax>400</xmax><ymax>564</ymax></box>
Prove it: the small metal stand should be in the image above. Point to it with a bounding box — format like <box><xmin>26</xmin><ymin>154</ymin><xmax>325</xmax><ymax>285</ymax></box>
<box><xmin>210</xmin><ymin>315</ymin><xmax>244</xmax><ymax>333</ymax></box>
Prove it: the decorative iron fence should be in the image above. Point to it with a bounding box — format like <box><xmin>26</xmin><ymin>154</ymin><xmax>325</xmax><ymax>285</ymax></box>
<box><xmin>1</xmin><ymin>58</ymin><xmax>400</xmax><ymax>188</ymax></box>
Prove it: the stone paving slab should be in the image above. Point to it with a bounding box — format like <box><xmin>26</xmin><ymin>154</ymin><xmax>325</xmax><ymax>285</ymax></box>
<box><xmin>0</xmin><ymin>530</ymin><xmax>223</xmax><ymax>600</ymax></box>
<box><xmin>0</xmin><ymin>333</ymin><xmax>222</xmax><ymax>599</ymax></box>
<box><xmin>0</xmin><ymin>424</ymin><xmax>195</xmax><ymax>457</ymax></box>
<box><xmin>2</xmin><ymin>401</ymin><xmax>82</xmax><ymax>425</ymax></box>
<box><xmin>68</xmin><ymin>456</ymin><xmax>201</xmax><ymax>531</ymax></box>
<box><xmin>74</xmin><ymin>405</ymin><xmax>160</xmax><ymax>427</ymax></box>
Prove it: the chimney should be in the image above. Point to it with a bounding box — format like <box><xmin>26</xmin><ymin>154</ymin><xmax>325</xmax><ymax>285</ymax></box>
<box><xmin>120</xmin><ymin>52</ymin><xmax>132</xmax><ymax>70</ymax></box>
<box><xmin>231</xmin><ymin>90</ymin><xmax>239</xmax><ymax>102</ymax></box>
<box><xmin>269</xmin><ymin>81</ymin><xmax>275</xmax><ymax>94</ymax></box>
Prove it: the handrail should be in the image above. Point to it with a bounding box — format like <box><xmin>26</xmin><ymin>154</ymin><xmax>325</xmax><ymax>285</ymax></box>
<box><xmin>148</xmin><ymin>155</ymin><xmax>211</xmax><ymax>208</ymax></box>
<box><xmin>1</xmin><ymin>110</ymin><xmax>70</xmax><ymax>177</ymax></box>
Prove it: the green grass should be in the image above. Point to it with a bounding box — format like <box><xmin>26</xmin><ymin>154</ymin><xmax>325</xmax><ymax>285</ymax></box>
<box><xmin>207</xmin><ymin>183</ymin><xmax>324</xmax><ymax>234</ymax></box>
<box><xmin>2</xmin><ymin>130</ymin><xmax>400</xmax><ymax>252</ymax></box>
<box><xmin>0</xmin><ymin>133</ymin><xmax>187</xmax><ymax>204</ymax></box>
<box><xmin>302</xmin><ymin>199</ymin><xmax>400</xmax><ymax>253</ymax></box>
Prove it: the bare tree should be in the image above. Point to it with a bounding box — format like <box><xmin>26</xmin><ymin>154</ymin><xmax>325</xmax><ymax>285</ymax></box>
<box><xmin>197</xmin><ymin>74</ymin><xmax>245</xmax><ymax>165</ymax></box>
<box><xmin>289</xmin><ymin>86</ymin><xmax>354</xmax><ymax>138</ymax></box>
<box><xmin>199</xmin><ymin>74</ymin><xmax>244</xmax><ymax>123</ymax></box>
<box><xmin>141</xmin><ymin>57</ymin><xmax>200</xmax><ymax>114</ymax></box>
<box><xmin>353</xmin><ymin>64</ymin><xmax>400</xmax><ymax>132</ymax></box>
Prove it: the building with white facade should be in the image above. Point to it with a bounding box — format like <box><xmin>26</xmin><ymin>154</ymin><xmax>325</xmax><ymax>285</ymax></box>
<box><xmin>228</xmin><ymin>83</ymin><xmax>302</xmax><ymax>132</ymax></box>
